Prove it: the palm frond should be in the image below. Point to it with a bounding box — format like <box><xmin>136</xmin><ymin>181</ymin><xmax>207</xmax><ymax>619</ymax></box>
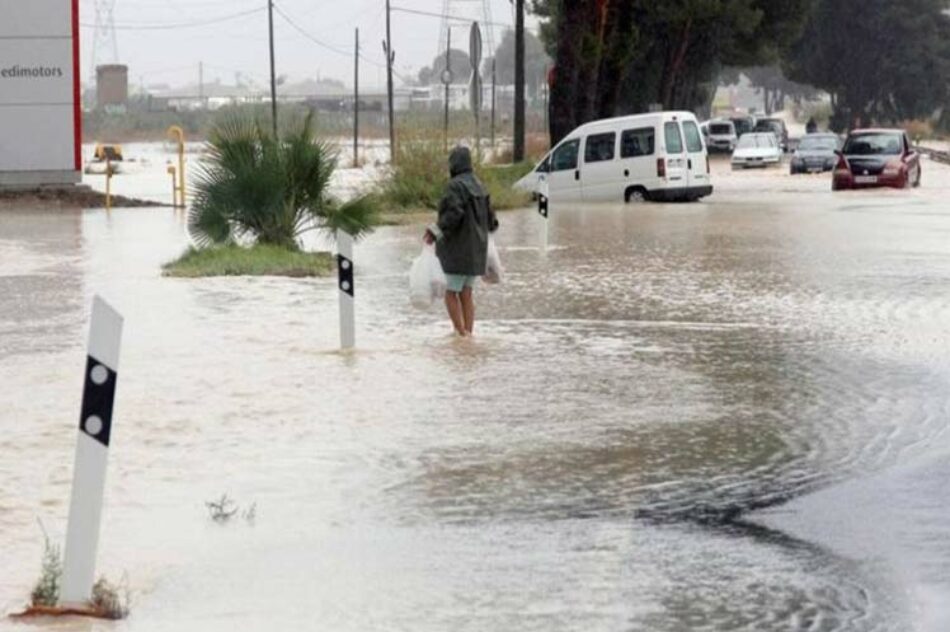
<box><xmin>189</xmin><ymin>112</ymin><xmax>379</xmax><ymax>250</ymax></box>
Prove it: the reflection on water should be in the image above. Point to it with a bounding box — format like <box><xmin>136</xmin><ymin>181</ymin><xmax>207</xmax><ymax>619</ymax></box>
<box><xmin>2</xmin><ymin>171</ymin><xmax>950</xmax><ymax>630</ymax></box>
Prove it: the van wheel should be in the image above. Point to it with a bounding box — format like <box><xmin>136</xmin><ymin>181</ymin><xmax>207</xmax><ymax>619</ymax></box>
<box><xmin>625</xmin><ymin>187</ymin><xmax>648</xmax><ymax>203</ymax></box>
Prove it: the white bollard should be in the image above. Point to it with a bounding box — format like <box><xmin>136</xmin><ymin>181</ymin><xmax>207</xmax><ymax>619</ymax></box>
<box><xmin>61</xmin><ymin>296</ymin><xmax>124</xmax><ymax>605</ymax></box>
<box><xmin>538</xmin><ymin>177</ymin><xmax>550</xmax><ymax>253</ymax></box>
<box><xmin>337</xmin><ymin>231</ymin><xmax>355</xmax><ymax>350</ymax></box>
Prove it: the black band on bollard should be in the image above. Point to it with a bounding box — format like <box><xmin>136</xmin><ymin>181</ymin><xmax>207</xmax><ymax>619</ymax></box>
<box><xmin>538</xmin><ymin>194</ymin><xmax>549</xmax><ymax>219</ymax></box>
<box><xmin>337</xmin><ymin>254</ymin><xmax>354</xmax><ymax>297</ymax></box>
<box><xmin>78</xmin><ymin>355</ymin><xmax>116</xmax><ymax>448</ymax></box>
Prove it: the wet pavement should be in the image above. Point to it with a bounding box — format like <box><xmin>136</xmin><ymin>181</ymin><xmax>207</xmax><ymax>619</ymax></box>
<box><xmin>2</xmin><ymin>156</ymin><xmax>950</xmax><ymax>631</ymax></box>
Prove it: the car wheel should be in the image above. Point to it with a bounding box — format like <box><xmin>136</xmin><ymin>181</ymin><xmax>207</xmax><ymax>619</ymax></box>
<box><xmin>625</xmin><ymin>187</ymin><xmax>648</xmax><ymax>203</ymax></box>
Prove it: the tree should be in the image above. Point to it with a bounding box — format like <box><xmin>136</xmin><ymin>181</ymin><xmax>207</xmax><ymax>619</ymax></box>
<box><xmin>190</xmin><ymin>114</ymin><xmax>377</xmax><ymax>250</ymax></box>
<box><xmin>534</xmin><ymin>0</ymin><xmax>814</xmax><ymax>143</ymax></box>
<box><xmin>739</xmin><ymin>65</ymin><xmax>818</xmax><ymax>114</ymax></box>
<box><xmin>417</xmin><ymin>49</ymin><xmax>473</xmax><ymax>86</ymax></box>
<box><xmin>482</xmin><ymin>28</ymin><xmax>552</xmax><ymax>98</ymax></box>
<box><xmin>785</xmin><ymin>0</ymin><xmax>950</xmax><ymax>130</ymax></box>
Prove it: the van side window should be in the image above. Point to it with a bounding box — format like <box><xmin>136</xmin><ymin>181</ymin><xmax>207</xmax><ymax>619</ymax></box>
<box><xmin>551</xmin><ymin>139</ymin><xmax>580</xmax><ymax>171</ymax></box>
<box><xmin>584</xmin><ymin>132</ymin><xmax>616</xmax><ymax>163</ymax></box>
<box><xmin>620</xmin><ymin>128</ymin><xmax>655</xmax><ymax>158</ymax></box>
<box><xmin>682</xmin><ymin>121</ymin><xmax>704</xmax><ymax>153</ymax></box>
<box><xmin>664</xmin><ymin>122</ymin><xmax>684</xmax><ymax>153</ymax></box>
<box><xmin>536</xmin><ymin>155</ymin><xmax>551</xmax><ymax>173</ymax></box>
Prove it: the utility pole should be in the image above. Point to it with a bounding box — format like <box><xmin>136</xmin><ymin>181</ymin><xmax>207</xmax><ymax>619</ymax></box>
<box><xmin>384</xmin><ymin>0</ymin><xmax>396</xmax><ymax>163</ymax></box>
<box><xmin>267</xmin><ymin>0</ymin><xmax>278</xmax><ymax>137</ymax></box>
<box><xmin>443</xmin><ymin>28</ymin><xmax>452</xmax><ymax>152</ymax></box>
<box><xmin>353</xmin><ymin>28</ymin><xmax>359</xmax><ymax>168</ymax></box>
<box><xmin>513</xmin><ymin>0</ymin><xmax>525</xmax><ymax>162</ymax></box>
<box><xmin>199</xmin><ymin>61</ymin><xmax>204</xmax><ymax>107</ymax></box>
<box><xmin>490</xmin><ymin>58</ymin><xmax>496</xmax><ymax>149</ymax></box>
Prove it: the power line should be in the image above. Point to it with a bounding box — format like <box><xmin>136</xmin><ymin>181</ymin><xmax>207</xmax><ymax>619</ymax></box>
<box><xmin>273</xmin><ymin>3</ymin><xmax>413</xmax><ymax>84</ymax></box>
<box><xmin>390</xmin><ymin>5</ymin><xmax>509</xmax><ymax>29</ymax></box>
<box><xmin>78</xmin><ymin>6</ymin><xmax>265</xmax><ymax>31</ymax></box>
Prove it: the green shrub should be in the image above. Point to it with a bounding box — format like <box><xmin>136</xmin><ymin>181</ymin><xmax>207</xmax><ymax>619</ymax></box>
<box><xmin>30</xmin><ymin>527</ymin><xmax>61</xmax><ymax>607</ymax></box>
<box><xmin>379</xmin><ymin>130</ymin><xmax>533</xmax><ymax>212</ymax></box>
<box><xmin>189</xmin><ymin>113</ymin><xmax>379</xmax><ymax>250</ymax></box>
<box><xmin>163</xmin><ymin>244</ymin><xmax>334</xmax><ymax>278</ymax></box>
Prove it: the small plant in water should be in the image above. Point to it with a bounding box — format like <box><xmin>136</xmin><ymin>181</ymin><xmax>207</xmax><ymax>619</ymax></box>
<box><xmin>205</xmin><ymin>494</ymin><xmax>257</xmax><ymax>524</ymax></box>
<box><xmin>30</xmin><ymin>521</ymin><xmax>61</xmax><ymax>607</ymax></box>
<box><xmin>205</xmin><ymin>494</ymin><xmax>239</xmax><ymax>522</ymax></box>
<box><xmin>90</xmin><ymin>575</ymin><xmax>130</xmax><ymax>620</ymax></box>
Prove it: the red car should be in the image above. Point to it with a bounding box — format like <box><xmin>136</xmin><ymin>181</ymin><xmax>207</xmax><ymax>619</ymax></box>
<box><xmin>833</xmin><ymin>128</ymin><xmax>921</xmax><ymax>190</ymax></box>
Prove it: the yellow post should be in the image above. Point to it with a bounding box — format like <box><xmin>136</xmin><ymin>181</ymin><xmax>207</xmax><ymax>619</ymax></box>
<box><xmin>166</xmin><ymin>165</ymin><xmax>178</xmax><ymax>208</ymax></box>
<box><xmin>167</xmin><ymin>125</ymin><xmax>186</xmax><ymax>208</ymax></box>
<box><xmin>105</xmin><ymin>158</ymin><xmax>112</xmax><ymax>211</ymax></box>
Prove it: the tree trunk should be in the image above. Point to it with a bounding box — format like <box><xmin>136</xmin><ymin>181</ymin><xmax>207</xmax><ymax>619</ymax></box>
<box><xmin>662</xmin><ymin>18</ymin><xmax>693</xmax><ymax>107</ymax></box>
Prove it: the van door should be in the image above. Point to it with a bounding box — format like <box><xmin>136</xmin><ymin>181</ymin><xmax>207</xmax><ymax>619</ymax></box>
<box><xmin>681</xmin><ymin>119</ymin><xmax>709</xmax><ymax>196</ymax></box>
<box><xmin>662</xmin><ymin>121</ymin><xmax>687</xmax><ymax>191</ymax></box>
<box><xmin>619</xmin><ymin>126</ymin><xmax>657</xmax><ymax>199</ymax></box>
<box><xmin>546</xmin><ymin>138</ymin><xmax>582</xmax><ymax>203</ymax></box>
<box><xmin>581</xmin><ymin>131</ymin><xmax>618</xmax><ymax>202</ymax></box>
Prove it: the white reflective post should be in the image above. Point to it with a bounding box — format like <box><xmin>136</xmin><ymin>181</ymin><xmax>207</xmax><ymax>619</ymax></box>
<box><xmin>337</xmin><ymin>231</ymin><xmax>355</xmax><ymax>350</ymax></box>
<box><xmin>61</xmin><ymin>296</ymin><xmax>124</xmax><ymax>605</ymax></box>
<box><xmin>538</xmin><ymin>177</ymin><xmax>550</xmax><ymax>252</ymax></box>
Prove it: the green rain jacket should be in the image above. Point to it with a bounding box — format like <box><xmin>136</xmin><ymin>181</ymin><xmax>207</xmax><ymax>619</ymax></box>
<box><xmin>427</xmin><ymin>147</ymin><xmax>498</xmax><ymax>276</ymax></box>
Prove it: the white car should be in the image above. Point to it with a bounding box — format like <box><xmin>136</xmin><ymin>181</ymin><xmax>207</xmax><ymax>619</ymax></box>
<box><xmin>705</xmin><ymin>119</ymin><xmax>738</xmax><ymax>153</ymax></box>
<box><xmin>514</xmin><ymin>111</ymin><xmax>712</xmax><ymax>203</ymax></box>
<box><xmin>731</xmin><ymin>132</ymin><xmax>782</xmax><ymax>169</ymax></box>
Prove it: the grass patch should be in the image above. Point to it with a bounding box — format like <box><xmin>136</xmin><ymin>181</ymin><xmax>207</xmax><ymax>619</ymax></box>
<box><xmin>163</xmin><ymin>244</ymin><xmax>334</xmax><ymax>278</ymax></box>
<box><xmin>378</xmin><ymin>130</ymin><xmax>535</xmax><ymax>212</ymax></box>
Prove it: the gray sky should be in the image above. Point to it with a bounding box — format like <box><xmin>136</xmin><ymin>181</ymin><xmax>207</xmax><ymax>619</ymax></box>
<box><xmin>78</xmin><ymin>0</ymin><xmax>539</xmax><ymax>91</ymax></box>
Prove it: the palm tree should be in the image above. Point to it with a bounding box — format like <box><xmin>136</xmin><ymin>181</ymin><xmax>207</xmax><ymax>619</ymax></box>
<box><xmin>189</xmin><ymin>113</ymin><xmax>377</xmax><ymax>250</ymax></box>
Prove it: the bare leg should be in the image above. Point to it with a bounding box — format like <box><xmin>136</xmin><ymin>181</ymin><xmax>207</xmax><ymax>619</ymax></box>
<box><xmin>444</xmin><ymin>291</ymin><xmax>467</xmax><ymax>336</ymax></box>
<box><xmin>460</xmin><ymin>286</ymin><xmax>475</xmax><ymax>335</ymax></box>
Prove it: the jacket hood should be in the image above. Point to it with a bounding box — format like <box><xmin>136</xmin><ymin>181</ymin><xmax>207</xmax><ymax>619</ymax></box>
<box><xmin>449</xmin><ymin>146</ymin><xmax>473</xmax><ymax>177</ymax></box>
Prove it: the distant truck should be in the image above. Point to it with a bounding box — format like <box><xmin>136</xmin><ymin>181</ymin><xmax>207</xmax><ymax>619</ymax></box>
<box><xmin>515</xmin><ymin>111</ymin><xmax>713</xmax><ymax>203</ymax></box>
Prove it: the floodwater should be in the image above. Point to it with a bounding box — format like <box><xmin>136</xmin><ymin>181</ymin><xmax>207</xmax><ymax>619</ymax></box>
<box><xmin>3</xmin><ymin>156</ymin><xmax>950</xmax><ymax>631</ymax></box>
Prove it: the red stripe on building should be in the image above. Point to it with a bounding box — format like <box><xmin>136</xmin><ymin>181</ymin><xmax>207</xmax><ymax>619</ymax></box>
<box><xmin>72</xmin><ymin>0</ymin><xmax>81</xmax><ymax>171</ymax></box>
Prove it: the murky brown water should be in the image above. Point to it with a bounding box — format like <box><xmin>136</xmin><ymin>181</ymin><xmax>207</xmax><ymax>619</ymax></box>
<box><xmin>3</xmin><ymin>162</ymin><xmax>950</xmax><ymax>631</ymax></box>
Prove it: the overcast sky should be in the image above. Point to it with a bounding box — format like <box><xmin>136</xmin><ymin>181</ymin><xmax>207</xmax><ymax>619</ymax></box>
<box><xmin>78</xmin><ymin>0</ymin><xmax>539</xmax><ymax>91</ymax></box>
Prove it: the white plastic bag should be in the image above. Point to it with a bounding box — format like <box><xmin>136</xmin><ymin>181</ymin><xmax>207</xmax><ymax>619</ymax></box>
<box><xmin>410</xmin><ymin>244</ymin><xmax>447</xmax><ymax>309</ymax></box>
<box><xmin>483</xmin><ymin>237</ymin><xmax>504</xmax><ymax>285</ymax></box>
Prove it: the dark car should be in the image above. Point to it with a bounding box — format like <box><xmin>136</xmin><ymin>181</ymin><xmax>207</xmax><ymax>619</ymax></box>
<box><xmin>753</xmin><ymin>118</ymin><xmax>789</xmax><ymax>152</ymax></box>
<box><xmin>730</xmin><ymin>116</ymin><xmax>755</xmax><ymax>137</ymax></box>
<box><xmin>833</xmin><ymin>128</ymin><xmax>921</xmax><ymax>190</ymax></box>
<box><xmin>789</xmin><ymin>133</ymin><xmax>841</xmax><ymax>174</ymax></box>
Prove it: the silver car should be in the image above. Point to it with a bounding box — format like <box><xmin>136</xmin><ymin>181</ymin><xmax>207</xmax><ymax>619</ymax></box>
<box><xmin>790</xmin><ymin>133</ymin><xmax>842</xmax><ymax>174</ymax></box>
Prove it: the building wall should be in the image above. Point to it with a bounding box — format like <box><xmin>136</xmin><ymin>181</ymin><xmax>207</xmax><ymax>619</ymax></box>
<box><xmin>96</xmin><ymin>64</ymin><xmax>128</xmax><ymax>109</ymax></box>
<box><xmin>0</xmin><ymin>0</ymin><xmax>80</xmax><ymax>187</ymax></box>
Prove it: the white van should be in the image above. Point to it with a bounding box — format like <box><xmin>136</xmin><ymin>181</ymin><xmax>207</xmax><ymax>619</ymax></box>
<box><xmin>514</xmin><ymin>111</ymin><xmax>712</xmax><ymax>203</ymax></box>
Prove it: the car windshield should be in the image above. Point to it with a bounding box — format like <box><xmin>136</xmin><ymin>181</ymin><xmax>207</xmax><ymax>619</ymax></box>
<box><xmin>843</xmin><ymin>133</ymin><xmax>903</xmax><ymax>155</ymax></box>
<box><xmin>737</xmin><ymin>134</ymin><xmax>775</xmax><ymax>149</ymax></box>
<box><xmin>799</xmin><ymin>136</ymin><xmax>838</xmax><ymax>151</ymax></box>
<box><xmin>709</xmin><ymin>124</ymin><xmax>732</xmax><ymax>135</ymax></box>
<box><xmin>755</xmin><ymin>121</ymin><xmax>781</xmax><ymax>133</ymax></box>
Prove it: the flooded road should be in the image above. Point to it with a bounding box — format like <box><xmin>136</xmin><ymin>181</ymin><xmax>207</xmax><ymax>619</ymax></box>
<box><xmin>3</xmin><ymin>159</ymin><xmax>950</xmax><ymax>630</ymax></box>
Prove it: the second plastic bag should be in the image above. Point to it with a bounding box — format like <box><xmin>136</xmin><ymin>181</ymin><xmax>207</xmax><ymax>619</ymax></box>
<box><xmin>410</xmin><ymin>244</ymin><xmax>447</xmax><ymax>309</ymax></box>
<box><xmin>483</xmin><ymin>237</ymin><xmax>504</xmax><ymax>285</ymax></box>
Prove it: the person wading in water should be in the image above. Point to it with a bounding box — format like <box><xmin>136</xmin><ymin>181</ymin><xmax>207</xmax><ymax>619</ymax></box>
<box><xmin>424</xmin><ymin>146</ymin><xmax>498</xmax><ymax>337</ymax></box>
